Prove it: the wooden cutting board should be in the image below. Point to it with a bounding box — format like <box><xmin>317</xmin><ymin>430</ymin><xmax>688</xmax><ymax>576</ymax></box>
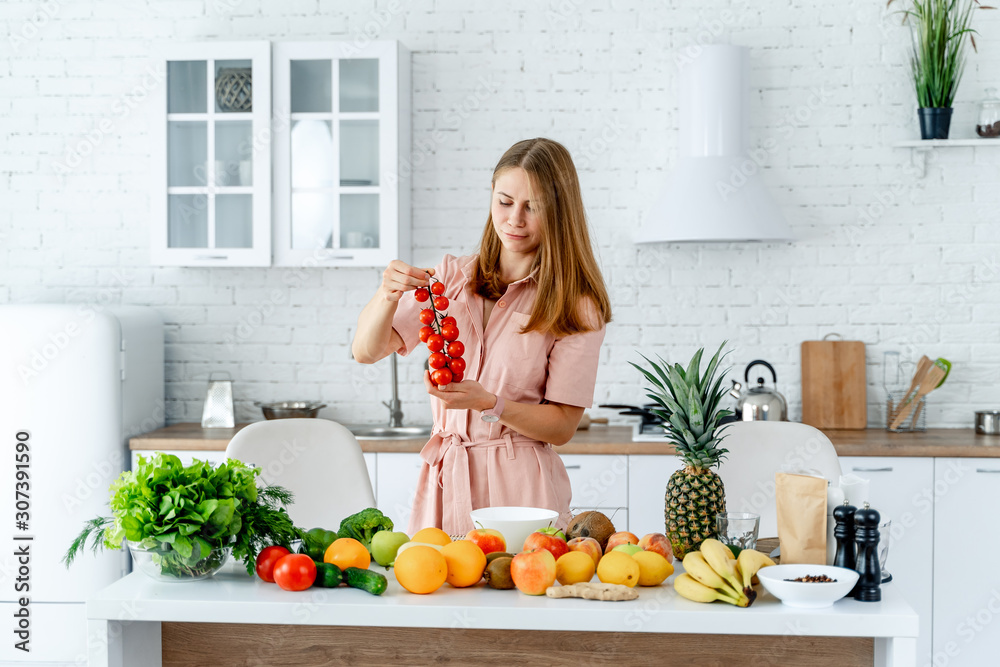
<box><xmin>801</xmin><ymin>339</ymin><xmax>867</xmax><ymax>430</ymax></box>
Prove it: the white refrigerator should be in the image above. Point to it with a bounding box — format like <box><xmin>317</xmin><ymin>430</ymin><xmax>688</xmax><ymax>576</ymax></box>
<box><xmin>0</xmin><ymin>305</ymin><xmax>164</xmax><ymax>665</ymax></box>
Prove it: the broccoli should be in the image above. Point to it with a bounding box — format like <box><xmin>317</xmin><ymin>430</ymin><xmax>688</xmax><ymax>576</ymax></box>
<box><xmin>338</xmin><ymin>508</ymin><xmax>394</xmax><ymax>552</ymax></box>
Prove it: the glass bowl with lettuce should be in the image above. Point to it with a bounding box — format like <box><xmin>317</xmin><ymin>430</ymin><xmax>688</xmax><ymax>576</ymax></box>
<box><xmin>64</xmin><ymin>453</ymin><xmax>301</xmax><ymax>581</ymax></box>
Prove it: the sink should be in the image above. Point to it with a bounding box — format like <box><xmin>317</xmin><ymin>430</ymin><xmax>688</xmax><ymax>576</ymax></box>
<box><xmin>347</xmin><ymin>425</ymin><xmax>433</xmax><ymax>440</ymax></box>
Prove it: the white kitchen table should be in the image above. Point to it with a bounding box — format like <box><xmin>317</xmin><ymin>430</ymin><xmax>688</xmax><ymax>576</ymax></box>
<box><xmin>87</xmin><ymin>564</ymin><xmax>917</xmax><ymax>667</ymax></box>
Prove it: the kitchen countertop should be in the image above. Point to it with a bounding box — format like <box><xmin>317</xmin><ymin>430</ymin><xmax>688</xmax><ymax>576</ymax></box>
<box><xmin>129</xmin><ymin>422</ymin><xmax>1000</xmax><ymax>458</ymax></box>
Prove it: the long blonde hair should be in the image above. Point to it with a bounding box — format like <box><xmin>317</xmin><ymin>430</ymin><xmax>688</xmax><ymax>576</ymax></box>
<box><xmin>469</xmin><ymin>138</ymin><xmax>612</xmax><ymax>336</ymax></box>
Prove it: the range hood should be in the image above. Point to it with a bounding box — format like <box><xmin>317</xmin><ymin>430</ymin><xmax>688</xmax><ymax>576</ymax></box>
<box><xmin>635</xmin><ymin>45</ymin><xmax>794</xmax><ymax>244</ymax></box>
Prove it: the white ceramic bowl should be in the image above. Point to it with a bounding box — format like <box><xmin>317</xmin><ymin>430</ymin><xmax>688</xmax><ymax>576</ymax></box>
<box><xmin>469</xmin><ymin>506</ymin><xmax>559</xmax><ymax>553</ymax></box>
<box><xmin>757</xmin><ymin>564</ymin><xmax>860</xmax><ymax>609</ymax></box>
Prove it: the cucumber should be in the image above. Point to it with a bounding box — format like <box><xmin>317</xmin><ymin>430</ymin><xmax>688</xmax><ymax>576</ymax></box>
<box><xmin>314</xmin><ymin>562</ymin><xmax>342</xmax><ymax>588</ymax></box>
<box><xmin>343</xmin><ymin>567</ymin><xmax>387</xmax><ymax>596</ymax></box>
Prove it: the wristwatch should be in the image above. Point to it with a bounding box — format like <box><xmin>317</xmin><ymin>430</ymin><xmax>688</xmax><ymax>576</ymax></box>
<box><xmin>481</xmin><ymin>395</ymin><xmax>505</xmax><ymax>423</ymax></box>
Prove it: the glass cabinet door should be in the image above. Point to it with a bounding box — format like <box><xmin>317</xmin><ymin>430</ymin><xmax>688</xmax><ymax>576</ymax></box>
<box><xmin>152</xmin><ymin>42</ymin><xmax>271</xmax><ymax>266</ymax></box>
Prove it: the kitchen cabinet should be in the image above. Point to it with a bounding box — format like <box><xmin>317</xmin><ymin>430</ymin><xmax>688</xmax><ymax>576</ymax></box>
<box><xmin>272</xmin><ymin>40</ymin><xmax>410</xmax><ymax>267</ymax></box>
<box><xmin>627</xmin><ymin>455</ymin><xmax>684</xmax><ymax>535</ymax></box>
<box><xmin>562</xmin><ymin>453</ymin><xmax>628</xmax><ymax>510</ymax></box>
<box><xmin>840</xmin><ymin>456</ymin><xmax>934</xmax><ymax>665</ymax></box>
<box><xmin>151</xmin><ymin>42</ymin><xmax>272</xmax><ymax>267</ymax></box>
<box><xmin>932</xmin><ymin>457</ymin><xmax>1000</xmax><ymax>667</ymax></box>
<box><xmin>375</xmin><ymin>452</ymin><xmax>423</xmax><ymax>530</ymax></box>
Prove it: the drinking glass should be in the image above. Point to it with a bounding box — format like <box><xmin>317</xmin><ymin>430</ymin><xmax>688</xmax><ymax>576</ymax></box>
<box><xmin>716</xmin><ymin>512</ymin><xmax>760</xmax><ymax>551</ymax></box>
<box><xmin>879</xmin><ymin>518</ymin><xmax>892</xmax><ymax>584</ymax></box>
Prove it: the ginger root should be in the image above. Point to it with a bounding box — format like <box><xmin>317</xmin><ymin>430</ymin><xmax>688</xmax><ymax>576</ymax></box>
<box><xmin>545</xmin><ymin>582</ymin><xmax>639</xmax><ymax>601</ymax></box>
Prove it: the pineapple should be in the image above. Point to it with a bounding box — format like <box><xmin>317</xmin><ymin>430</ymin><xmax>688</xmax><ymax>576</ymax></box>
<box><xmin>631</xmin><ymin>343</ymin><xmax>733</xmax><ymax>558</ymax></box>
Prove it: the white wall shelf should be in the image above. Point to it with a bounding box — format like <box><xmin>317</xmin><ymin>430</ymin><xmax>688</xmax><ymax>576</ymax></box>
<box><xmin>893</xmin><ymin>138</ymin><xmax>1000</xmax><ymax>177</ymax></box>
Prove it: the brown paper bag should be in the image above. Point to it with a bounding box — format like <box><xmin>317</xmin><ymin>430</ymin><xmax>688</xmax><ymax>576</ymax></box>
<box><xmin>775</xmin><ymin>472</ymin><xmax>827</xmax><ymax>564</ymax></box>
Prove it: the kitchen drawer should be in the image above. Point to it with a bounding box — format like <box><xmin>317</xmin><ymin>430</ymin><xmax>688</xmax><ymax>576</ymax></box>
<box><xmin>363</xmin><ymin>452</ymin><xmax>377</xmax><ymax>503</ymax></box>
<box><xmin>561</xmin><ymin>454</ymin><xmax>629</xmax><ymax>508</ymax></box>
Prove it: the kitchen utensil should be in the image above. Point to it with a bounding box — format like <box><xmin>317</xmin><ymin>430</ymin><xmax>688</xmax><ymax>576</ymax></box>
<box><xmin>886</xmin><ymin>391</ymin><xmax>927</xmax><ymax>432</ymax></box>
<box><xmin>468</xmin><ymin>506</ymin><xmax>559</xmax><ymax>553</ymax></box>
<box><xmin>729</xmin><ymin>360</ymin><xmax>788</xmax><ymax>421</ymax></box>
<box><xmin>889</xmin><ymin>362</ymin><xmax>946</xmax><ymax>430</ymax></box>
<box><xmin>801</xmin><ymin>335</ymin><xmax>867</xmax><ymax>430</ymax></box>
<box><xmin>599</xmin><ymin>403</ymin><xmax>665</xmax><ymax>434</ymax></box>
<box><xmin>577</xmin><ymin>413</ymin><xmax>609</xmax><ymax>430</ymax></box>
<box><xmin>201</xmin><ymin>371</ymin><xmax>235</xmax><ymax>428</ymax></box>
<box><xmin>756</xmin><ymin>564</ymin><xmax>859</xmax><ymax>609</ymax></box>
<box><xmin>975</xmin><ymin>410</ymin><xmax>1000</xmax><ymax>435</ymax></box>
<box><xmin>909</xmin><ymin>357</ymin><xmax>951</xmax><ymax>427</ymax></box>
<box><xmin>896</xmin><ymin>355</ymin><xmax>932</xmax><ymax>410</ymax></box>
<box><xmin>716</xmin><ymin>512</ymin><xmax>760</xmax><ymax>551</ymax></box>
<box><xmin>255</xmin><ymin>401</ymin><xmax>326</xmax><ymax>420</ymax></box>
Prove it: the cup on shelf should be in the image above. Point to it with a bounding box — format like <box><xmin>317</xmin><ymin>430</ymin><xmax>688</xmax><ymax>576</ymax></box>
<box><xmin>716</xmin><ymin>512</ymin><xmax>760</xmax><ymax>551</ymax></box>
<box><xmin>213</xmin><ymin>160</ymin><xmax>230</xmax><ymax>187</ymax></box>
<box><xmin>239</xmin><ymin>160</ymin><xmax>252</xmax><ymax>186</ymax></box>
<box><xmin>345</xmin><ymin>231</ymin><xmax>375</xmax><ymax>248</ymax></box>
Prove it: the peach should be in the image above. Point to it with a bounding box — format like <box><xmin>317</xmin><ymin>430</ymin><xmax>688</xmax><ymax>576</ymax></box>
<box><xmin>605</xmin><ymin>531</ymin><xmax>639</xmax><ymax>552</ymax></box>
<box><xmin>567</xmin><ymin>536</ymin><xmax>603</xmax><ymax>568</ymax></box>
<box><xmin>523</xmin><ymin>530</ymin><xmax>569</xmax><ymax>560</ymax></box>
<box><xmin>510</xmin><ymin>549</ymin><xmax>557</xmax><ymax>595</ymax></box>
<box><xmin>465</xmin><ymin>528</ymin><xmax>507</xmax><ymax>555</ymax></box>
<box><xmin>638</xmin><ymin>532</ymin><xmax>674</xmax><ymax>563</ymax></box>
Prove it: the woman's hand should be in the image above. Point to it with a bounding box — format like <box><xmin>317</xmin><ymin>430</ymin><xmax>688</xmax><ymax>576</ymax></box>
<box><xmin>380</xmin><ymin>260</ymin><xmax>434</xmax><ymax>303</ymax></box>
<box><xmin>423</xmin><ymin>373</ymin><xmax>495</xmax><ymax>412</ymax></box>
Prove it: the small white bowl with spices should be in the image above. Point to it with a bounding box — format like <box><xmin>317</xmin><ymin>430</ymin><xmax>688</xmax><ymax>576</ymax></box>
<box><xmin>757</xmin><ymin>564</ymin><xmax>860</xmax><ymax>608</ymax></box>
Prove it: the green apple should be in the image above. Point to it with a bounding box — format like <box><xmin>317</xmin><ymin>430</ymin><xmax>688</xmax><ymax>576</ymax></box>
<box><xmin>611</xmin><ymin>543</ymin><xmax>643</xmax><ymax>556</ymax></box>
<box><xmin>538</xmin><ymin>526</ymin><xmax>566</xmax><ymax>541</ymax></box>
<box><xmin>371</xmin><ymin>531</ymin><xmax>410</xmax><ymax>567</ymax></box>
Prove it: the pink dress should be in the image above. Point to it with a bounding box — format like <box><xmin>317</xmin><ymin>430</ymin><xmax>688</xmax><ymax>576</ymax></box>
<box><xmin>392</xmin><ymin>254</ymin><xmax>606</xmax><ymax>536</ymax></box>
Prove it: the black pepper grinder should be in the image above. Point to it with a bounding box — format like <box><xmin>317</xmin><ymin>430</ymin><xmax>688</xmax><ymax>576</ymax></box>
<box><xmin>853</xmin><ymin>503</ymin><xmax>881</xmax><ymax>602</ymax></box>
<box><xmin>833</xmin><ymin>499</ymin><xmax>857</xmax><ymax>571</ymax></box>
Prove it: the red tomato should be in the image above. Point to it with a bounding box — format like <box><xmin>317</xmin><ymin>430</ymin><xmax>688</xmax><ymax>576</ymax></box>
<box><xmin>414</xmin><ymin>287</ymin><xmax>430</xmax><ymax>302</ymax></box>
<box><xmin>451</xmin><ymin>370</ymin><xmax>464</xmax><ymax>383</ymax></box>
<box><xmin>448</xmin><ymin>357</ymin><xmax>466</xmax><ymax>373</ymax></box>
<box><xmin>441</xmin><ymin>316</ymin><xmax>457</xmax><ymax>327</ymax></box>
<box><xmin>428</xmin><ymin>352</ymin><xmax>448</xmax><ymax>369</ymax></box>
<box><xmin>426</xmin><ymin>334</ymin><xmax>445</xmax><ymax>352</ymax></box>
<box><xmin>419</xmin><ymin>309</ymin><xmax>436</xmax><ymax>325</ymax></box>
<box><xmin>431</xmin><ymin>368</ymin><xmax>453</xmax><ymax>386</ymax></box>
<box><xmin>430</xmin><ymin>281</ymin><xmax>445</xmax><ymax>296</ymax></box>
<box><xmin>255</xmin><ymin>545</ymin><xmax>291</xmax><ymax>583</ymax></box>
<box><xmin>419</xmin><ymin>325</ymin><xmax>434</xmax><ymax>343</ymax></box>
<box><xmin>440</xmin><ymin>324</ymin><xmax>459</xmax><ymax>341</ymax></box>
<box><xmin>433</xmin><ymin>296</ymin><xmax>449</xmax><ymax>311</ymax></box>
<box><xmin>272</xmin><ymin>553</ymin><xmax>316</xmax><ymax>592</ymax></box>
<box><xmin>447</xmin><ymin>341</ymin><xmax>465</xmax><ymax>357</ymax></box>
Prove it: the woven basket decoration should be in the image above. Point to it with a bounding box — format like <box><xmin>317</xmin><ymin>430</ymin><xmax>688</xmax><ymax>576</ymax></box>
<box><xmin>215</xmin><ymin>68</ymin><xmax>252</xmax><ymax>112</ymax></box>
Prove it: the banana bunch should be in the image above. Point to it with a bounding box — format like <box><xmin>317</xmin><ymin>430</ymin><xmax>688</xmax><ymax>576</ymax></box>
<box><xmin>673</xmin><ymin>538</ymin><xmax>775</xmax><ymax>607</ymax></box>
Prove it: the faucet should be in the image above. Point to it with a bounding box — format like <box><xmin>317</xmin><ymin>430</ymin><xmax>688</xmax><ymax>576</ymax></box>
<box><xmin>382</xmin><ymin>353</ymin><xmax>405</xmax><ymax>427</ymax></box>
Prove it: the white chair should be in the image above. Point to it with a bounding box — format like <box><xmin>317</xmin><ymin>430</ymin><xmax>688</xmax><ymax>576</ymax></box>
<box><xmin>224</xmin><ymin>418</ymin><xmax>375</xmax><ymax>530</ymax></box>
<box><xmin>716</xmin><ymin>421</ymin><xmax>842</xmax><ymax>539</ymax></box>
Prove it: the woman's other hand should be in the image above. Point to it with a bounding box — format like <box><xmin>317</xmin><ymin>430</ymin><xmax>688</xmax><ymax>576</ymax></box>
<box><xmin>423</xmin><ymin>372</ymin><xmax>495</xmax><ymax>412</ymax></box>
<box><xmin>380</xmin><ymin>260</ymin><xmax>435</xmax><ymax>302</ymax></box>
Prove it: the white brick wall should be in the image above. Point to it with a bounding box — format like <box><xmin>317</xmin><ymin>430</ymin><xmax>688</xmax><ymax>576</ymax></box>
<box><xmin>2</xmin><ymin>0</ymin><xmax>999</xmax><ymax>428</ymax></box>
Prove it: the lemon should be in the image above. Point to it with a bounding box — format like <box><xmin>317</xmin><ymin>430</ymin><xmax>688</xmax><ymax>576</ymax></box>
<box><xmin>596</xmin><ymin>551</ymin><xmax>640</xmax><ymax>588</ymax></box>
<box><xmin>631</xmin><ymin>550</ymin><xmax>674</xmax><ymax>586</ymax></box>
<box><xmin>555</xmin><ymin>551</ymin><xmax>596</xmax><ymax>585</ymax></box>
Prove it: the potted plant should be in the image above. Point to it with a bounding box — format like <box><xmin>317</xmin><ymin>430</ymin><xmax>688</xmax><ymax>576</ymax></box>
<box><xmin>631</xmin><ymin>343</ymin><xmax>733</xmax><ymax>558</ymax></box>
<box><xmin>890</xmin><ymin>0</ymin><xmax>994</xmax><ymax>139</ymax></box>
<box><xmin>64</xmin><ymin>453</ymin><xmax>301</xmax><ymax>580</ymax></box>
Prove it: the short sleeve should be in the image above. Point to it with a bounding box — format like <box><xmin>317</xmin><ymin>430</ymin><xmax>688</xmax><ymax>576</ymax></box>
<box><xmin>543</xmin><ymin>301</ymin><xmax>607</xmax><ymax>408</ymax></box>
<box><xmin>391</xmin><ymin>254</ymin><xmax>463</xmax><ymax>356</ymax></box>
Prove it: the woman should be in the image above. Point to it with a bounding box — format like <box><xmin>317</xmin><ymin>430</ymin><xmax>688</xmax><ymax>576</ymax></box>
<box><xmin>352</xmin><ymin>138</ymin><xmax>612</xmax><ymax>536</ymax></box>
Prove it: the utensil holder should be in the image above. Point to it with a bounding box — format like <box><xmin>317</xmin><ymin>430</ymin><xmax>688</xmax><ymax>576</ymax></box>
<box><xmin>886</xmin><ymin>390</ymin><xmax>926</xmax><ymax>432</ymax></box>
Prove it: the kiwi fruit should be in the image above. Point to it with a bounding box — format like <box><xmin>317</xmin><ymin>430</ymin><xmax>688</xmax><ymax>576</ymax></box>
<box><xmin>484</xmin><ymin>556</ymin><xmax>515</xmax><ymax>589</ymax></box>
<box><xmin>485</xmin><ymin>551</ymin><xmax>514</xmax><ymax>564</ymax></box>
<box><xmin>566</xmin><ymin>511</ymin><xmax>616</xmax><ymax>551</ymax></box>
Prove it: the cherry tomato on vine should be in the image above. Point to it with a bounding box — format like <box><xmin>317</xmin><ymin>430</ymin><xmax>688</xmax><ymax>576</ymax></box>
<box><xmin>448</xmin><ymin>357</ymin><xmax>466</xmax><ymax>374</ymax></box>
<box><xmin>419</xmin><ymin>326</ymin><xmax>434</xmax><ymax>343</ymax></box>
<box><xmin>431</xmin><ymin>368</ymin><xmax>453</xmax><ymax>386</ymax></box>
<box><xmin>430</xmin><ymin>281</ymin><xmax>445</xmax><ymax>296</ymax></box>
<box><xmin>433</xmin><ymin>296</ymin><xmax>449</xmax><ymax>311</ymax></box>
<box><xmin>414</xmin><ymin>287</ymin><xmax>430</xmax><ymax>302</ymax></box>
<box><xmin>255</xmin><ymin>545</ymin><xmax>291</xmax><ymax>583</ymax></box>
<box><xmin>451</xmin><ymin>370</ymin><xmax>464</xmax><ymax>383</ymax></box>
<box><xmin>441</xmin><ymin>316</ymin><xmax>457</xmax><ymax>327</ymax></box>
<box><xmin>272</xmin><ymin>553</ymin><xmax>316</xmax><ymax>591</ymax></box>
<box><xmin>428</xmin><ymin>352</ymin><xmax>448</xmax><ymax>369</ymax></box>
<box><xmin>419</xmin><ymin>309</ymin><xmax>436</xmax><ymax>325</ymax></box>
<box><xmin>441</xmin><ymin>324</ymin><xmax>459</xmax><ymax>341</ymax></box>
<box><xmin>427</xmin><ymin>334</ymin><xmax>445</xmax><ymax>352</ymax></box>
<box><xmin>447</xmin><ymin>341</ymin><xmax>465</xmax><ymax>357</ymax></box>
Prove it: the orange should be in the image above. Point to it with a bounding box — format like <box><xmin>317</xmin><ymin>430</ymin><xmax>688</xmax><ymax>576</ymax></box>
<box><xmin>555</xmin><ymin>551</ymin><xmax>596</xmax><ymax>585</ymax></box>
<box><xmin>324</xmin><ymin>537</ymin><xmax>370</xmax><ymax>570</ymax></box>
<box><xmin>441</xmin><ymin>540</ymin><xmax>487</xmax><ymax>588</ymax></box>
<box><xmin>394</xmin><ymin>545</ymin><xmax>448</xmax><ymax>594</ymax></box>
<box><xmin>411</xmin><ymin>527</ymin><xmax>452</xmax><ymax>547</ymax></box>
